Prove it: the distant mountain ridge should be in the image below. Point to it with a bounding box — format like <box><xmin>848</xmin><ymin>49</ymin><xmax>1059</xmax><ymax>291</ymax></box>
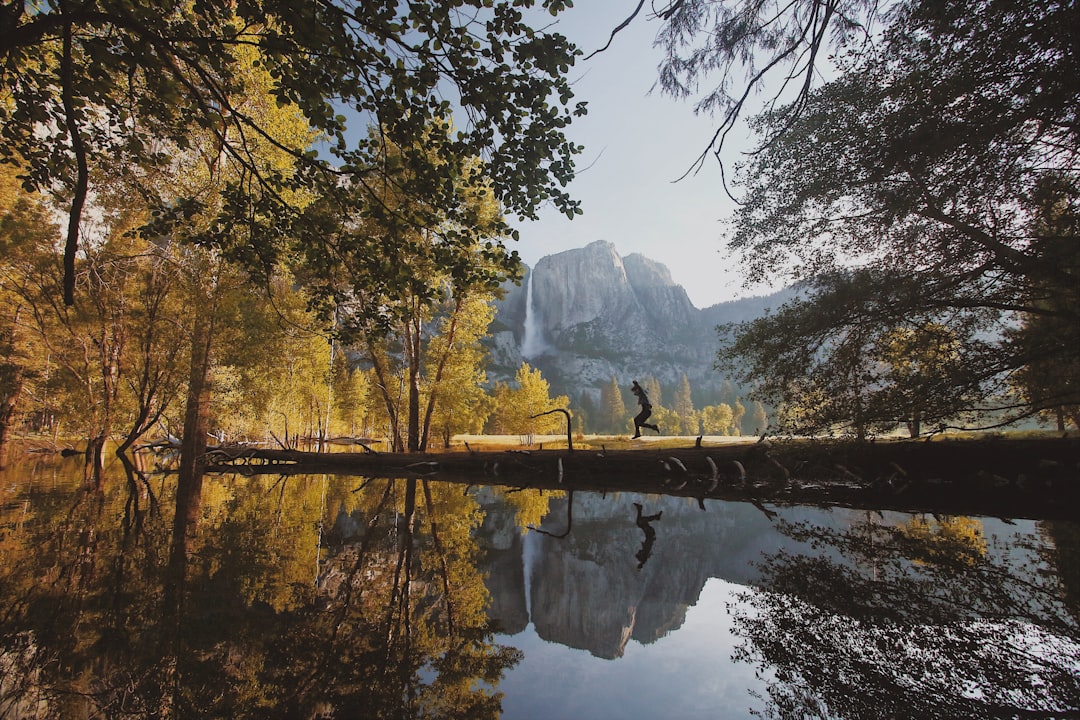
<box><xmin>484</xmin><ymin>240</ymin><xmax>795</xmax><ymax>402</ymax></box>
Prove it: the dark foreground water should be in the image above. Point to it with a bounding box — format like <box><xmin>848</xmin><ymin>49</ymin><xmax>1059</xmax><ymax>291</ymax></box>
<box><xmin>1</xmin><ymin>452</ymin><xmax>1078</xmax><ymax>719</ymax></box>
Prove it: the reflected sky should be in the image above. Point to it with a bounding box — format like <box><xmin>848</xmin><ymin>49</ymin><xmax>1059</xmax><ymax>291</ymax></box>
<box><xmin>497</xmin><ymin>578</ymin><xmax>764</xmax><ymax>720</ymax></box>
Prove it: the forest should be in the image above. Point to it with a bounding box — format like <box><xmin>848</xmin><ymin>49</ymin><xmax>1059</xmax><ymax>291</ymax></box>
<box><xmin>1</xmin><ymin>0</ymin><xmax>1077</xmax><ymax>478</ymax></box>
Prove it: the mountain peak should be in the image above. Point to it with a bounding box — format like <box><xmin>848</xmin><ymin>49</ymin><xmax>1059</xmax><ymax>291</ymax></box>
<box><xmin>487</xmin><ymin>241</ymin><xmax>790</xmax><ymax>398</ymax></box>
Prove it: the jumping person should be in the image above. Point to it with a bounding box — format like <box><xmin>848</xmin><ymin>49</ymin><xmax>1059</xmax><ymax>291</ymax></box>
<box><xmin>630</xmin><ymin>380</ymin><xmax>660</xmax><ymax>438</ymax></box>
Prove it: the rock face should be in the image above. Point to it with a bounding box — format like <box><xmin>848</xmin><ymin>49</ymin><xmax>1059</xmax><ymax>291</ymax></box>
<box><xmin>484</xmin><ymin>239</ymin><xmax>794</xmax><ymax>400</ymax></box>
<box><xmin>475</xmin><ymin>491</ymin><xmax>854</xmax><ymax>659</ymax></box>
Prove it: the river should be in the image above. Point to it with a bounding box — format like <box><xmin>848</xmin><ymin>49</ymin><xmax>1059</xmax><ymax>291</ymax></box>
<box><xmin>1</xmin><ymin>450</ymin><xmax>1077</xmax><ymax>718</ymax></box>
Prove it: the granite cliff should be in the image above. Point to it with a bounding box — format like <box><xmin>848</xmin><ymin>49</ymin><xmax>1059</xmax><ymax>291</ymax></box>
<box><xmin>484</xmin><ymin>239</ymin><xmax>794</xmax><ymax>402</ymax></box>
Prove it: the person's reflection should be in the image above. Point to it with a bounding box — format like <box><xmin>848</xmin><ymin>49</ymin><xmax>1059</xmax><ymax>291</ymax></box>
<box><xmin>633</xmin><ymin>502</ymin><xmax>662</xmax><ymax>569</ymax></box>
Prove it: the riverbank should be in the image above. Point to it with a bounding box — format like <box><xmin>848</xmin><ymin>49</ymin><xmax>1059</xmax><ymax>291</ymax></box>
<box><xmin>197</xmin><ymin>433</ymin><xmax>1080</xmax><ymax>521</ymax></box>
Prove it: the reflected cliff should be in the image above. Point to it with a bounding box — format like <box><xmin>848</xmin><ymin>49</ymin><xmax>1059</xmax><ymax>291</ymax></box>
<box><xmin>475</xmin><ymin>488</ymin><xmax>852</xmax><ymax>659</ymax></box>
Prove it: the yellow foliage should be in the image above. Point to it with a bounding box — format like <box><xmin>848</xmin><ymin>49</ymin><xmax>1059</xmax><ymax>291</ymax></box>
<box><xmin>900</xmin><ymin>515</ymin><xmax>987</xmax><ymax>566</ymax></box>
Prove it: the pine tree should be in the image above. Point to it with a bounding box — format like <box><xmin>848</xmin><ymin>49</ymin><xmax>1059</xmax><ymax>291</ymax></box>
<box><xmin>732</xmin><ymin>399</ymin><xmax>746</xmax><ymax>437</ymax></box>
<box><xmin>672</xmin><ymin>373</ymin><xmax>697</xmax><ymax>434</ymax></box>
<box><xmin>749</xmin><ymin>401</ymin><xmax>769</xmax><ymax>436</ymax></box>
<box><xmin>600</xmin><ymin>376</ymin><xmax>627</xmax><ymax>433</ymax></box>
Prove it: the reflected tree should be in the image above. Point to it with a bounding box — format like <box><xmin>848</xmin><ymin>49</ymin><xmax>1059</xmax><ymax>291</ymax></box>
<box><xmin>263</xmin><ymin>477</ymin><xmax>519</xmax><ymax>718</ymax></box>
<box><xmin>0</xmin><ymin>467</ymin><xmax>519</xmax><ymax>718</ymax></box>
<box><xmin>731</xmin><ymin>515</ymin><xmax>1080</xmax><ymax>718</ymax></box>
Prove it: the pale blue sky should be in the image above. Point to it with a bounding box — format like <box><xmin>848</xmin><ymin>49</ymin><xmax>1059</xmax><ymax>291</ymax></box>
<box><xmin>513</xmin><ymin>4</ymin><xmax>779</xmax><ymax>308</ymax></box>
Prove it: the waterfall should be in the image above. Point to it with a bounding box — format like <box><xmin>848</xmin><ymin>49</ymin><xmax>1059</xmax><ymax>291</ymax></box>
<box><xmin>523</xmin><ymin>531</ymin><xmax>537</xmax><ymax>627</ymax></box>
<box><xmin>521</xmin><ymin>269</ymin><xmax>545</xmax><ymax>359</ymax></box>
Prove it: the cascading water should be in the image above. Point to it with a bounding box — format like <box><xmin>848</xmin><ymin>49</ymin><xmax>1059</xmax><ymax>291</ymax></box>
<box><xmin>521</xmin><ymin>269</ymin><xmax>545</xmax><ymax>360</ymax></box>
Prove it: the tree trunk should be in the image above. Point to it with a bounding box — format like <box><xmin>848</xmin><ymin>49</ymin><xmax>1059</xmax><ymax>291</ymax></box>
<box><xmin>420</xmin><ymin>298</ymin><xmax>462</xmax><ymax>452</ymax></box>
<box><xmin>172</xmin><ymin>308</ymin><xmax>213</xmax><ymax>581</ymax></box>
<box><xmin>86</xmin><ymin>433</ymin><xmax>107</xmax><ymax>489</ymax></box>
<box><xmin>406</xmin><ymin>314</ymin><xmax>421</xmax><ymax>453</ymax></box>
<box><xmin>165</xmin><ymin>306</ymin><xmax>213</xmax><ymax>621</ymax></box>
<box><xmin>908</xmin><ymin>408</ymin><xmax>922</xmax><ymax>438</ymax></box>
<box><xmin>407</xmin><ymin>357</ymin><xmax>421</xmax><ymax>453</ymax></box>
<box><xmin>368</xmin><ymin>342</ymin><xmax>404</xmax><ymax>451</ymax></box>
<box><xmin>0</xmin><ymin>378</ymin><xmax>22</xmax><ymax>470</ymax></box>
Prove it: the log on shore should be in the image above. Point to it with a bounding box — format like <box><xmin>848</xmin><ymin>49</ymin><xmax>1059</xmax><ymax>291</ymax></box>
<box><xmin>202</xmin><ymin>437</ymin><xmax>1080</xmax><ymax>521</ymax></box>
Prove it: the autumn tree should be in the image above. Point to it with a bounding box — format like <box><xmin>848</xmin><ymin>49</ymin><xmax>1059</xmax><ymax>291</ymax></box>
<box><xmin>0</xmin><ymin>166</ymin><xmax>55</xmax><ymax>464</ymax></box>
<box><xmin>0</xmin><ymin>186</ymin><xmax>180</xmax><ymax>475</ymax></box>
<box><xmin>210</xmin><ymin>270</ymin><xmax>332</xmax><ymax>445</ymax></box>
<box><xmin>425</xmin><ymin>295</ymin><xmax>499</xmax><ymax>449</ymax></box>
<box><xmin>700</xmin><ymin>403</ymin><xmax>734</xmax><ymax>436</ymax></box>
<box><xmin>714</xmin><ymin>0</ymin><xmax>1079</xmax><ymax>432</ymax></box>
<box><xmin>488</xmin><ymin>363</ymin><xmax>568</xmax><ymax>441</ymax></box>
<box><xmin>874</xmin><ymin>323</ymin><xmax>964</xmax><ymax>438</ymax></box>
<box><xmin>1</xmin><ymin>0</ymin><xmax>583</xmax><ymax>308</ymax></box>
<box><xmin>324</xmin><ymin>129</ymin><xmax>516</xmax><ymax>452</ymax></box>
<box><xmin>332</xmin><ymin>360</ymin><xmax>375</xmax><ymax>439</ymax></box>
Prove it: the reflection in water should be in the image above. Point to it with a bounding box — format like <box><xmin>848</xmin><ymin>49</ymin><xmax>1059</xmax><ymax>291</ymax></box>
<box><xmin>0</xmin><ymin>454</ymin><xmax>1077</xmax><ymax>718</ymax></box>
<box><xmin>730</xmin><ymin>515</ymin><xmax>1080</xmax><ymax>718</ymax></box>
<box><xmin>632</xmin><ymin>503</ymin><xmax>662</xmax><ymax>570</ymax></box>
<box><xmin>0</xmin><ymin>457</ymin><xmax>518</xmax><ymax>718</ymax></box>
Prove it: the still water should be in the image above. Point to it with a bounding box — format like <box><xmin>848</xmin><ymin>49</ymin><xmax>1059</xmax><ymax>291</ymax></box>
<box><xmin>1</xmin><ymin>452</ymin><xmax>1078</xmax><ymax>718</ymax></box>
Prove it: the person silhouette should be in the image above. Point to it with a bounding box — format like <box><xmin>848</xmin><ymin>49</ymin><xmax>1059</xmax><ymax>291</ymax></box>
<box><xmin>630</xmin><ymin>380</ymin><xmax>660</xmax><ymax>438</ymax></box>
<box><xmin>633</xmin><ymin>502</ymin><xmax>662</xmax><ymax>569</ymax></box>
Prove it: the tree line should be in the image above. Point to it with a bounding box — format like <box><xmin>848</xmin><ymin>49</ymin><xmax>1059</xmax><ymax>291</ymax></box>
<box><xmin>576</xmin><ymin>374</ymin><xmax>768</xmax><ymax>438</ymax></box>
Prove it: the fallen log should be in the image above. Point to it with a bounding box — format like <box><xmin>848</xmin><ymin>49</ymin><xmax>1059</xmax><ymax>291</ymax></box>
<box><xmin>200</xmin><ymin>437</ymin><xmax>1080</xmax><ymax>520</ymax></box>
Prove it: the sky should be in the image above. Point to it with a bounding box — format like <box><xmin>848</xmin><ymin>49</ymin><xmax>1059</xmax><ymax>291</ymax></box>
<box><xmin>511</xmin><ymin>4</ymin><xmax>779</xmax><ymax>309</ymax></box>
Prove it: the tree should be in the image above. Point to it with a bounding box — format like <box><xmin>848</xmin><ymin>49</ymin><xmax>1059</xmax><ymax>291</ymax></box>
<box><xmin>329</xmin><ymin>129</ymin><xmax>515</xmax><ymax>452</ymax></box>
<box><xmin>875</xmin><ymin>323</ymin><xmax>963</xmax><ymax>438</ymax></box>
<box><xmin>700</xmin><ymin>403</ymin><xmax>734</xmax><ymax>436</ymax></box>
<box><xmin>671</xmin><ymin>373</ymin><xmax>698</xmax><ymax>435</ymax></box>
<box><xmin>425</xmin><ymin>295</ymin><xmax>499</xmax><ymax>449</ymax></box>
<box><xmin>716</xmin><ymin>0</ymin><xmax>1079</xmax><ymax>433</ymax></box>
<box><xmin>1</xmin><ymin>188</ymin><xmax>156</xmax><ymax>476</ymax></box>
<box><xmin>1</xmin><ymin>0</ymin><xmax>584</xmax><ymax>306</ymax></box>
<box><xmin>719</xmin><ymin>275</ymin><xmax>983</xmax><ymax>438</ymax></box>
<box><xmin>651</xmin><ymin>0</ymin><xmax>882</xmax><ymax>178</ymax></box>
<box><xmin>599</xmin><ymin>376</ymin><xmax>627</xmax><ymax>434</ymax></box>
<box><xmin>1010</xmin><ymin>174</ymin><xmax>1080</xmax><ymax>430</ymax></box>
<box><xmin>749</xmin><ymin>400</ymin><xmax>768</xmax><ymax>437</ymax></box>
<box><xmin>211</xmin><ymin>270</ymin><xmax>334</xmax><ymax>445</ymax></box>
<box><xmin>488</xmin><ymin>363</ymin><xmax>568</xmax><ymax>441</ymax></box>
<box><xmin>0</xmin><ymin>167</ymin><xmax>55</xmax><ymax>464</ymax></box>
<box><xmin>731</xmin><ymin>398</ymin><xmax>745</xmax><ymax>437</ymax></box>
<box><xmin>332</xmin><ymin>361</ymin><xmax>375</xmax><ymax>439</ymax></box>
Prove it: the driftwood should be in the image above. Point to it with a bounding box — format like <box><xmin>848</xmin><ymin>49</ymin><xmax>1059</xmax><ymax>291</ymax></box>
<box><xmin>529</xmin><ymin>408</ymin><xmax>573</xmax><ymax>451</ymax></box>
<box><xmin>200</xmin><ymin>437</ymin><xmax>1080</xmax><ymax>522</ymax></box>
